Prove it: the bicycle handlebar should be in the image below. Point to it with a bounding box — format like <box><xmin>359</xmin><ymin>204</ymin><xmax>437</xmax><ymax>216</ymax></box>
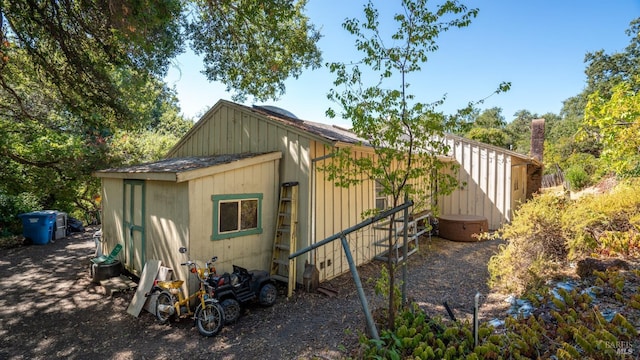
<box><xmin>181</xmin><ymin>258</ymin><xmax>216</xmax><ymax>267</ymax></box>
<box><xmin>178</xmin><ymin>260</ymin><xmax>212</xmax><ymax>285</ymax></box>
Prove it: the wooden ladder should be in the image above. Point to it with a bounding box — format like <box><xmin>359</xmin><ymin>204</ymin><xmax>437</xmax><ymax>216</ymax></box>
<box><xmin>270</xmin><ymin>182</ymin><xmax>298</xmax><ymax>297</ymax></box>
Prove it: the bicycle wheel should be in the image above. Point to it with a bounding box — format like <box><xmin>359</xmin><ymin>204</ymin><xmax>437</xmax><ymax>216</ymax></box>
<box><xmin>195</xmin><ymin>301</ymin><xmax>224</xmax><ymax>337</ymax></box>
<box><xmin>155</xmin><ymin>291</ymin><xmax>175</xmax><ymax>324</ymax></box>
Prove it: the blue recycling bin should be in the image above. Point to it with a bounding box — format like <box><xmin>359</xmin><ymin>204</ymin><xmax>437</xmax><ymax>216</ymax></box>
<box><xmin>18</xmin><ymin>211</ymin><xmax>56</xmax><ymax>245</ymax></box>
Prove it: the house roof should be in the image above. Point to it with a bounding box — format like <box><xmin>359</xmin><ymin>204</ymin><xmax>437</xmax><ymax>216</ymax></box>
<box><xmin>93</xmin><ymin>152</ymin><xmax>282</xmax><ymax>182</ymax></box>
<box><xmin>165</xmin><ymin>100</ymin><xmax>369</xmax><ymax>158</ymax></box>
<box><xmin>167</xmin><ymin>99</ymin><xmax>540</xmax><ymax>166</ymax></box>
<box><xmin>249</xmin><ymin>105</ymin><xmax>370</xmax><ymax>146</ymax></box>
<box><xmin>248</xmin><ymin>104</ymin><xmax>539</xmax><ymax>164</ymax></box>
<box><xmin>443</xmin><ymin>133</ymin><xmax>542</xmax><ymax>165</ymax></box>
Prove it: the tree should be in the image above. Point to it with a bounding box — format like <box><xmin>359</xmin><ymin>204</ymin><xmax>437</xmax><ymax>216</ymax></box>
<box><xmin>0</xmin><ymin>0</ymin><xmax>321</xmax><ymax>124</ymax></box>
<box><xmin>446</xmin><ymin>106</ymin><xmax>479</xmax><ymax>135</ymax></box>
<box><xmin>0</xmin><ymin>63</ymin><xmax>191</xmax><ymax>218</ymax></box>
<box><xmin>584</xmin><ymin>18</ymin><xmax>640</xmax><ymax>97</ymax></box>
<box><xmin>579</xmin><ymin>17</ymin><xmax>640</xmax><ymax>177</ymax></box>
<box><xmin>585</xmin><ymin>77</ymin><xmax>640</xmax><ymax>176</ymax></box>
<box><xmin>466</xmin><ymin>127</ymin><xmax>509</xmax><ymax>148</ymax></box>
<box><xmin>465</xmin><ymin>107</ymin><xmax>511</xmax><ymax>148</ymax></box>
<box><xmin>542</xmin><ymin>94</ymin><xmax>595</xmax><ymax>172</ymax></box>
<box><xmin>474</xmin><ymin>106</ymin><xmax>505</xmax><ymax>129</ymax></box>
<box><xmin>0</xmin><ymin>0</ymin><xmax>321</xmax><ymax>221</ymax></box>
<box><xmin>506</xmin><ymin>109</ymin><xmax>537</xmax><ymax>154</ymax></box>
<box><xmin>188</xmin><ymin>0</ymin><xmax>322</xmax><ymax>102</ymax></box>
<box><xmin>324</xmin><ymin>0</ymin><xmax>508</xmax><ymax>329</ymax></box>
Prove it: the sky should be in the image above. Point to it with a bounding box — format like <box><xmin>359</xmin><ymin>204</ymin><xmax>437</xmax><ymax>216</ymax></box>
<box><xmin>165</xmin><ymin>0</ymin><xmax>640</xmax><ymax>127</ymax></box>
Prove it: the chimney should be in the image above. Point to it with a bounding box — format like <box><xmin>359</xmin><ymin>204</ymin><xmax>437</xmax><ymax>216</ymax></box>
<box><xmin>530</xmin><ymin>119</ymin><xmax>545</xmax><ymax>162</ymax></box>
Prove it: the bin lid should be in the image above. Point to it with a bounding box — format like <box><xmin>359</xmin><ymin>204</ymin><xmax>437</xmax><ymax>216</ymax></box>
<box><xmin>18</xmin><ymin>210</ymin><xmax>57</xmax><ymax>218</ymax></box>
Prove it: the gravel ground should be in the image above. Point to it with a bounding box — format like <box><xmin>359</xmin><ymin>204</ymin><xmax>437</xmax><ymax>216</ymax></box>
<box><xmin>0</xmin><ymin>227</ymin><xmax>507</xmax><ymax>359</ymax></box>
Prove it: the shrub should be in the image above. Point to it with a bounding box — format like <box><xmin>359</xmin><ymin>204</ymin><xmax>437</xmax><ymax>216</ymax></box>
<box><xmin>564</xmin><ymin>164</ymin><xmax>590</xmax><ymax>190</ymax></box>
<box><xmin>489</xmin><ymin>178</ymin><xmax>640</xmax><ymax>293</ymax></box>
<box><xmin>563</xmin><ymin>152</ymin><xmax>603</xmax><ymax>190</ymax></box>
<box><xmin>0</xmin><ymin>192</ymin><xmax>41</xmax><ymax>236</ymax></box>
<box><xmin>354</xmin><ymin>280</ymin><xmax>638</xmax><ymax>360</ymax></box>
<box><xmin>488</xmin><ymin>193</ymin><xmax>568</xmax><ymax>293</ymax></box>
<box><xmin>563</xmin><ymin>178</ymin><xmax>640</xmax><ymax>258</ymax></box>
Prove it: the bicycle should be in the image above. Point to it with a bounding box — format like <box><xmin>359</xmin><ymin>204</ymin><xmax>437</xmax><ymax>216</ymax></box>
<box><xmin>148</xmin><ymin>249</ymin><xmax>224</xmax><ymax>337</ymax></box>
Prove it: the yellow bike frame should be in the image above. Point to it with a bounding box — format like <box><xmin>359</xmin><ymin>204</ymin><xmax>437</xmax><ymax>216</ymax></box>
<box><xmin>157</xmin><ymin>275</ymin><xmax>209</xmax><ymax>317</ymax></box>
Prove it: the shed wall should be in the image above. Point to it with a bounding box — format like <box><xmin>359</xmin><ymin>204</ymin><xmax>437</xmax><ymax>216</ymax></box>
<box><xmin>310</xmin><ymin>142</ymin><xmax>380</xmax><ymax>281</ymax></box>
<box><xmin>144</xmin><ymin>181</ymin><xmax>189</xmax><ymax>276</ymax></box>
<box><xmin>309</xmin><ymin>142</ymin><xmax>435</xmax><ymax>281</ymax></box>
<box><xmin>185</xmin><ymin>157</ymin><xmax>280</xmax><ymax>280</ymax></box>
<box><xmin>100</xmin><ymin>178</ymin><xmax>190</xmax><ymax>274</ymax></box>
<box><xmin>101</xmin><ymin>178</ymin><xmax>124</xmax><ymax>256</ymax></box>
<box><xmin>439</xmin><ymin>137</ymin><xmax>517</xmax><ymax>230</ymax></box>
<box><xmin>169</xmin><ymin>104</ymin><xmax>312</xmax><ymax>280</ymax></box>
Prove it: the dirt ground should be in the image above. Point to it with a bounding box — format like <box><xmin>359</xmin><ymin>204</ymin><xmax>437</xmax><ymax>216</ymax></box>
<box><xmin>0</xmin><ymin>227</ymin><xmax>508</xmax><ymax>360</ymax></box>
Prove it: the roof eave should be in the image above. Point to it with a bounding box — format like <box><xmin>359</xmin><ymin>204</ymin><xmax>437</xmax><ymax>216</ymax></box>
<box><xmin>93</xmin><ymin>152</ymin><xmax>283</xmax><ymax>183</ymax></box>
<box><xmin>175</xmin><ymin>151</ymin><xmax>282</xmax><ymax>182</ymax></box>
<box><xmin>92</xmin><ymin>171</ymin><xmax>178</xmax><ymax>182</ymax></box>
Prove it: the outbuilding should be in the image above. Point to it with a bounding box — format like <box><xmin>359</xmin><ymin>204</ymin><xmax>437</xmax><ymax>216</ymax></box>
<box><xmin>439</xmin><ymin>133</ymin><xmax>543</xmax><ymax>230</ymax></box>
<box><xmin>94</xmin><ymin>99</ymin><xmax>542</xmax><ymax>286</ymax></box>
<box><xmin>94</xmin><ymin>152</ymin><xmax>282</xmax><ymax>283</ymax></box>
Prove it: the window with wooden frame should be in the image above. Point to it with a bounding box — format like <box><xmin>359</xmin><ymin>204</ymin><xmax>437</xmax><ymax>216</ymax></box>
<box><xmin>375</xmin><ymin>180</ymin><xmax>389</xmax><ymax>211</ymax></box>
<box><xmin>211</xmin><ymin>193</ymin><xmax>263</xmax><ymax>240</ymax></box>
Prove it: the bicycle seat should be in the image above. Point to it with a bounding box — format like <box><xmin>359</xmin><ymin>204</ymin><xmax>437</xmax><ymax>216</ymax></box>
<box><xmin>157</xmin><ymin>280</ymin><xmax>184</xmax><ymax>289</ymax></box>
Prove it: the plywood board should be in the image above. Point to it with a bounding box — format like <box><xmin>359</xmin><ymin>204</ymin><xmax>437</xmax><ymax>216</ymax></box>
<box><xmin>126</xmin><ymin>259</ymin><xmax>161</xmax><ymax>317</ymax></box>
<box><xmin>142</xmin><ymin>266</ymin><xmax>173</xmax><ymax>315</ymax></box>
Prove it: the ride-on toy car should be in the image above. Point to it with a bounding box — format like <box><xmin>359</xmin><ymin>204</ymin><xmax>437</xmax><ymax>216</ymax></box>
<box><xmin>207</xmin><ymin>261</ymin><xmax>277</xmax><ymax>324</ymax></box>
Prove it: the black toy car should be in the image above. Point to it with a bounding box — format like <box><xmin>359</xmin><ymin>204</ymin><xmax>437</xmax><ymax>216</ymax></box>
<box><xmin>207</xmin><ymin>263</ymin><xmax>277</xmax><ymax>324</ymax></box>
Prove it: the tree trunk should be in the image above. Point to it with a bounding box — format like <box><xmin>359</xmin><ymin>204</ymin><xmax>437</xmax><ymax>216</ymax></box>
<box><xmin>387</xmin><ymin>213</ymin><xmax>396</xmax><ymax>329</ymax></box>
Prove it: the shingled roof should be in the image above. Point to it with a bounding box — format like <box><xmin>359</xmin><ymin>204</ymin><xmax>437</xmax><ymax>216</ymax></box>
<box><xmin>249</xmin><ymin>104</ymin><xmax>369</xmax><ymax>146</ymax></box>
<box><xmin>94</xmin><ymin>152</ymin><xmax>282</xmax><ymax>182</ymax></box>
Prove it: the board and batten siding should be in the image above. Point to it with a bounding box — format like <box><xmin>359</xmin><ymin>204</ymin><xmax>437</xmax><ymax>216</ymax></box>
<box><xmin>100</xmin><ymin>178</ymin><xmax>124</xmax><ymax>256</ymax></box>
<box><xmin>186</xmin><ymin>158</ymin><xmax>280</xmax><ymax>278</ymax></box>
<box><xmin>168</xmin><ymin>102</ymin><xmax>313</xmax><ymax>282</ymax></box>
<box><xmin>310</xmin><ymin>141</ymin><xmax>392</xmax><ymax>281</ymax></box>
<box><xmin>143</xmin><ymin>181</ymin><xmax>189</xmax><ymax>278</ymax></box>
<box><xmin>99</xmin><ymin>178</ymin><xmax>190</xmax><ymax>275</ymax></box>
<box><xmin>439</xmin><ymin>136</ymin><xmax>529</xmax><ymax>230</ymax></box>
<box><xmin>309</xmin><ymin>141</ymin><xmax>442</xmax><ymax>281</ymax></box>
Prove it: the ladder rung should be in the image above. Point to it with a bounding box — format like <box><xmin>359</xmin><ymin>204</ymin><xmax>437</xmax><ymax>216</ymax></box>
<box><xmin>271</xmin><ymin>182</ymin><xmax>298</xmax><ymax>297</ymax></box>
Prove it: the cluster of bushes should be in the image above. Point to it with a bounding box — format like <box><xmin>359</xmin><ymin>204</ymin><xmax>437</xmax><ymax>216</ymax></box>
<box><xmin>351</xmin><ymin>178</ymin><xmax>639</xmax><ymax>359</ymax></box>
<box><xmin>488</xmin><ymin>178</ymin><xmax>640</xmax><ymax>293</ymax></box>
<box><xmin>562</xmin><ymin>153</ymin><xmax>601</xmax><ymax>190</ymax></box>
<box><xmin>0</xmin><ymin>192</ymin><xmax>41</xmax><ymax>237</ymax></box>
<box><xmin>354</xmin><ymin>269</ymin><xmax>638</xmax><ymax>359</ymax></box>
